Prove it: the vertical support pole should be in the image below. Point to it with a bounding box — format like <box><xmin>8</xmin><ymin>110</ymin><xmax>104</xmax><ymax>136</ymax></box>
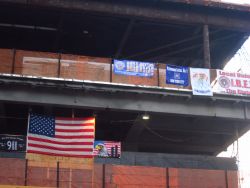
<box><xmin>157</xmin><ymin>63</ymin><xmax>160</xmax><ymax>87</ymax></box>
<box><xmin>110</xmin><ymin>60</ymin><xmax>113</xmax><ymax>83</ymax></box>
<box><xmin>225</xmin><ymin>170</ymin><xmax>229</xmax><ymax>188</ymax></box>
<box><xmin>166</xmin><ymin>168</ymin><xmax>169</xmax><ymax>188</ymax></box>
<box><xmin>243</xmin><ymin>103</ymin><xmax>247</xmax><ymax>120</ymax></box>
<box><xmin>236</xmin><ymin>126</ymin><xmax>239</xmax><ymax>160</ymax></box>
<box><xmin>203</xmin><ymin>25</ymin><xmax>211</xmax><ymax>69</ymax></box>
<box><xmin>57</xmin><ymin>161</ymin><xmax>60</xmax><ymax>188</ymax></box>
<box><xmin>102</xmin><ymin>164</ymin><xmax>106</xmax><ymax>188</ymax></box>
<box><xmin>24</xmin><ymin>159</ymin><xmax>28</xmax><ymax>186</ymax></box>
<box><xmin>58</xmin><ymin>53</ymin><xmax>61</xmax><ymax>78</ymax></box>
<box><xmin>11</xmin><ymin>49</ymin><xmax>16</xmax><ymax>74</ymax></box>
<box><xmin>72</xmin><ymin>109</ymin><xmax>75</xmax><ymax>118</ymax></box>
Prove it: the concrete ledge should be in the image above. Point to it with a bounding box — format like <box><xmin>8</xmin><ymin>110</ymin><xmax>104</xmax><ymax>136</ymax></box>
<box><xmin>0</xmin><ymin>151</ymin><xmax>237</xmax><ymax>170</ymax></box>
<box><xmin>95</xmin><ymin>151</ymin><xmax>238</xmax><ymax>170</ymax></box>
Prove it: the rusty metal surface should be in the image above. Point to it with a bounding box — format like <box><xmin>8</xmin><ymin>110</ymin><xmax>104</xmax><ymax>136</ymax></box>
<box><xmin>1</xmin><ymin>0</ymin><xmax>250</xmax><ymax>33</ymax></box>
<box><xmin>161</xmin><ymin>0</ymin><xmax>250</xmax><ymax>12</ymax></box>
<box><xmin>1</xmin><ymin>0</ymin><xmax>250</xmax><ymax>13</ymax></box>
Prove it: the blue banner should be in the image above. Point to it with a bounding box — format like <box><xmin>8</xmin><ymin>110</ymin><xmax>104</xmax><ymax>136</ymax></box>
<box><xmin>114</xmin><ymin>59</ymin><xmax>154</xmax><ymax>77</ymax></box>
<box><xmin>166</xmin><ymin>64</ymin><xmax>189</xmax><ymax>86</ymax></box>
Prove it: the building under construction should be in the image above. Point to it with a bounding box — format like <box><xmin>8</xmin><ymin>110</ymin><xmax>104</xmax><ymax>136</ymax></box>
<box><xmin>0</xmin><ymin>0</ymin><xmax>249</xmax><ymax>187</ymax></box>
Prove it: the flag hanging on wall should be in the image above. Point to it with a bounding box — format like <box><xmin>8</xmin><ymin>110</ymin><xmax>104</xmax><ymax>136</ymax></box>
<box><xmin>114</xmin><ymin>59</ymin><xmax>155</xmax><ymax>77</ymax></box>
<box><xmin>94</xmin><ymin>141</ymin><xmax>121</xmax><ymax>158</ymax></box>
<box><xmin>26</xmin><ymin>113</ymin><xmax>95</xmax><ymax>163</ymax></box>
<box><xmin>166</xmin><ymin>64</ymin><xmax>189</xmax><ymax>86</ymax></box>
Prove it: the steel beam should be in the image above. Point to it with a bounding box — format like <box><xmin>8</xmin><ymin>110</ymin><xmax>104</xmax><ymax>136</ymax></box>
<box><xmin>0</xmin><ymin>75</ymin><xmax>249</xmax><ymax>120</ymax></box>
<box><xmin>1</xmin><ymin>0</ymin><xmax>250</xmax><ymax>32</ymax></box>
<box><xmin>115</xmin><ymin>19</ymin><xmax>135</xmax><ymax>59</ymax></box>
<box><xmin>0</xmin><ymin>88</ymin><xmax>245</xmax><ymax>120</ymax></box>
<box><xmin>0</xmin><ymin>86</ymin><xmax>247</xmax><ymax>119</ymax></box>
<box><xmin>148</xmin><ymin>33</ymin><xmax>239</xmax><ymax>62</ymax></box>
<box><xmin>203</xmin><ymin>25</ymin><xmax>211</xmax><ymax>68</ymax></box>
<box><xmin>149</xmin><ymin>128</ymin><xmax>234</xmax><ymax>136</ymax></box>
<box><xmin>137</xmin><ymin>142</ymin><xmax>223</xmax><ymax>154</ymax></box>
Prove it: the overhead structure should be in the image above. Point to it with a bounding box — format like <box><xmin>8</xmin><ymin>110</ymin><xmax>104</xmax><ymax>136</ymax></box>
<box><xmin>0</xmin><ymin>0</ymin><xmax>249</xmax><ymax>158</ymax></box>
<box><xmin>0</xmin><ymin>0</ymin><xmax>249</xmax><ymax>68</ymax></box>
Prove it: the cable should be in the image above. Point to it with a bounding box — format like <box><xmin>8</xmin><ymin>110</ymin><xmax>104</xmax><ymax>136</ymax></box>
<box><xmin>110</xmin><ymin>119</ymin><xmax>135</xmax><ymax>124</ymax></box>
<box><xmin>0</xmin><ymin>115</ymin><xmax>27</xmax><ymax>120</ymax></box>
<box><xmin>138</xmin><ymin>115</ymin><xmax>190</xmax><ymax>143</ymax></box>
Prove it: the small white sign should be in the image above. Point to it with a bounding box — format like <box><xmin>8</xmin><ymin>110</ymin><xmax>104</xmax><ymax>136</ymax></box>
<box><xmin>190</xmin><ymin>68</ymin><xmax>213</xmax><ymax>96</ymax></box>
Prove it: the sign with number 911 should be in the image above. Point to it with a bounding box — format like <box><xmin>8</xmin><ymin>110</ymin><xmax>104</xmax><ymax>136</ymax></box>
<box><xmin>0</xmin><ymin>135</ymin><xmax>26</xmax><ymax>152</ymax></box>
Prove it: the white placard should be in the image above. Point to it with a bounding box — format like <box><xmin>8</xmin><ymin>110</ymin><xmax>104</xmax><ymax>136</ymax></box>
<box><xmin>190</xmin><ymin>68</ymin><xmax>213</xmax><ymax>96</ymax></box>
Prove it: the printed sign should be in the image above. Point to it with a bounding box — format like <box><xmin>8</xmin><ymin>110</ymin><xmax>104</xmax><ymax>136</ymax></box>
<box><xmin>94</xmin><ymin>141</ymin><xmax>121</xmax><ymax>158</ymax></box>
<box><xmin>166</xmin><ymin>65</ymin><xmax>189</xmax><ymax>86</ymax></box>
<box><xmin>190</xmin><ymin>68</ymin><xmax>213</xmax><ymax>96</ymax></box>
<box><xmin>0</xmin><ymin>135</ymin><xmax>26</xmax><ymax>152</ymax></box>
<box><xmin>114</xmin><ymin>59</ymin><xmax>154</xmax><ymax>77</ymax></box>
<box><xmin>214</xmin><ymin>70</ymin><xmax>250</xmax><ymax>96</ymax></box>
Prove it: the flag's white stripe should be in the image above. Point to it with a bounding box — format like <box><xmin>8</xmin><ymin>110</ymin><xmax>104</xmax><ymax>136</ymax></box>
<box><xmin>28</xmin><ymin>134</ymin><xmax>94</xmax><ymax>142</ymax></box>
<box><xmin>102</xmin><ymin>144</ymin><xmax>121</xmax><ymax>147</ymax></box>
<box><xmin>28</xmin><ymin>146</ymin><xmax>93</xmax><ymax>155</ymax></box>
<box><xmin>55</xmin><ymin>132</ymin><xmax>94</xmax><ymax>136</ymax></box>
<box><xmin>28</xmin><ymin>140</ymin><xmax>93</xmax><ymax>149</ymax></box>
<box><xmin>55</xmin><ymin>120</ymin><xmax>94</xmax><ymax>124</ymax></box>
<box><xmin>55</xmin><ymin>125</ymin><xmax>94</xmax><ymax>130</ymax></box>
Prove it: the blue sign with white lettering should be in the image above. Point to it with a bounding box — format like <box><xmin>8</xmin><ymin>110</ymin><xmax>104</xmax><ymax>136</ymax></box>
<box><xmin>166</xmin><ymin>65</ymin><xmax>189</xmax><ymax>86</ymax></box>
<box><xmin>114</xmin><ymin>59</ymin><xmax>154</xmax><ymax>77</ymax></box>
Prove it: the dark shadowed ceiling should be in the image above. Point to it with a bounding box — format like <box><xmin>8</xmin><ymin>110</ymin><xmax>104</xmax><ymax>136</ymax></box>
<box><xmin>1</xmin><ymin>102</ymin><xmax>248</xmax><ymax>156</ymax></box>
<box><xmin>0</xmin><ymin>2</ymin><xmax>248</xmax><ymax>69</ymax></box>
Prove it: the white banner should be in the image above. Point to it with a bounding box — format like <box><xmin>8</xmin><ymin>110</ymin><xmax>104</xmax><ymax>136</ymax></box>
<box><xmin>190</xmin><ymin>68</ymin><xmax>213</xmax><ymax>96</ymax></box>
<box><xmin>214</xmin><ymin>70</ymin><xmax>250</xmax><ymax>96</ymax></box>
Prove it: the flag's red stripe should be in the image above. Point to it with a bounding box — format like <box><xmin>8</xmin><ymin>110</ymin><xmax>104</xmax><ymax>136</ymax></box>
<box><xmin>28</xmin><ymin>143</ymin><xmax>93</xmax><ymax>152</ymax></box>
<box><xmin>27</xmin><ymin>150</ymin><xmax>93</xmax><ymax>158</ymax></box>
<box><xmin>56</xmin><ymin>123</ymin><xmax>94</xmax><ymax>126</ymax></box>
<box><xmin>28</xmin><ymin>136</ymin><xmax>93</xmax><ymax>145</ymax></box>
<box><xmin>55</xmin><ymin>129</ymin><xmax>94</xmax><ymax>133</ymax></box>
<box><xmin>56</xmin><ymin>117</ymin><xmax>95</xmax><ymax>121</ymax></box>
<box><xmin>55</xmin><ymin>135</ymin><xmax>94</xmax><ymax>139</ymax></box>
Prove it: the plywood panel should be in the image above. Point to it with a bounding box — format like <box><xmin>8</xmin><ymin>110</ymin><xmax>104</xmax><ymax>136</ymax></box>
<box><xmin>60</xmin><ymin>54</ymin><xmax>111</xmax><ymax>82</ymax></box>
<box><xmin>14</xmin><ymin>50</ymin><xmax>59</xmax><ymax>77</ymax></box>
<box><xmin>0</xmin><ymin>49</ymin><xmax>13</xmax><ymax>74</ymax></box>
<box><xmin>0</xmin><ymin>158</ymin><xmax>25</xmax><ymax>185</ymax></box>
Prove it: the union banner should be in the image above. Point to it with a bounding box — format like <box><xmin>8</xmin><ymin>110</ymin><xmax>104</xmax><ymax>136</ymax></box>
<box><xmin>213</xmin><ymin>70</ymin><xmax>250</xmax><ymax>96</ymax></box>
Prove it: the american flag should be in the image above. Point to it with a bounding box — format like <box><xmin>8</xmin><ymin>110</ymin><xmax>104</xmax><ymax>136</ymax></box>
<box><xmin>27</xmin><ymin>113</ymin><xmax>95</xmax><ymax>158</ymax></box>
<box><xmin>94</xmin><ymin>141</ymin><xmax>121</xmax><ymax>158</ymax></box>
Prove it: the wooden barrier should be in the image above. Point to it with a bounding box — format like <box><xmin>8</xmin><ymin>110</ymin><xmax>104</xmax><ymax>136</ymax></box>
<box><xmin>0</xmin><ymin>48</ymin><xmax>234</xmax><ymax>94</ymax></box>
<box><xmin>14</xmin><ymin>50</ymin><xmax>59</xmax><ymax>78</ymax></box>
<box><xmin>59</xmin><ymin>54</ymin><xmax>111</xmax><ymax>82</ymax></box>
<box><xmin>0</xmin><ymin>157</ymin><xmax>238</xmax><ymax>188</ymax></box>
<box><xmin>0</xmin><ymin>49</ymin><xmax>14</xmax><ymax>74</ymax></box>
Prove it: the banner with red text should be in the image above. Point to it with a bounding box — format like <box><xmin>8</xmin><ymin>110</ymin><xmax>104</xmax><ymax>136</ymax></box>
<box><xmin>214</xmin><ymin>70</ymin><xmax>250</xmax><ymax>96</ymax></box>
